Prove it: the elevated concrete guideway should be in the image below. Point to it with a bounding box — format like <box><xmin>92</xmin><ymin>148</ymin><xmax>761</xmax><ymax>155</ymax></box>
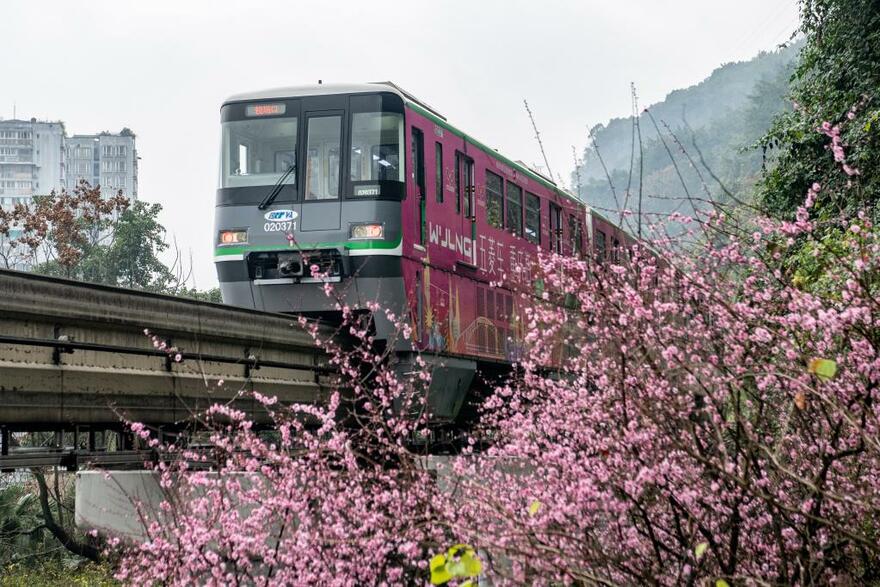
<box><xmin>0</xmin><ymin>269</ymin><xmax>334</xmax><ymax>430</ymax></box>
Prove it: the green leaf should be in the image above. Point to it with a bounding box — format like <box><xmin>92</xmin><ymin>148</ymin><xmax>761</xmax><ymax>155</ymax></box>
<box><xmin>430</xmin><ymin>554</ymin><xmax>451</xmax><ymax>585</ymax></box>
<box><xmin>446</xmin><ymin>559</ymin><xmax>466</xmax><ymax>577</ymax></box>
<box><xmin>528</xmin><ymin>500</ymin><xmax>542</xmax><ymax>516</ymax></box>
<box><xmin>459</xmin><ymin>550</ymin><xmax>482</xmax><ymax>577</ymax></box>
<box><xmin>431</xmin><ymin>544</ymin><xmax>482</xmax><ymax>582</ymax></box>
<box><xmin>430</xmin><ymin>553</ymin><xmax>447</xmax><ymax>571</ymax></box>
<box><xmin>695</xmin><ymin>542</ymin><xmax>708</xmax><ymax>559</ymax></box>
<box><xmin>716</xmin><ymin>580</ymin><xmax>730</xmax><ymax>587</ymax></box>
<box><xmin>430</xmin><ymin>567</ymin><xmax>452</xmax><ymax>585</ymax></box>
<box><xmin>808</xmin><ymin>358</ymin><xmax>837</xmax><ymax>381</ymax></box>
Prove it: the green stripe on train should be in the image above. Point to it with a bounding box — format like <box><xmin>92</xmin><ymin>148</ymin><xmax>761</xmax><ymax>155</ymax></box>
<box><xmin>214</xmin><ymin>236</ymin><xmax>402</xmax><ymax>257</ymax></box>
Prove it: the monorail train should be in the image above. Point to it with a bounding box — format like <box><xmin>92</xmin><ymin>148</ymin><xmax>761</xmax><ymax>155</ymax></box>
<box><xmin>214</xmin><ymin>82</ymin><xmax>634</xmax><ymax>423</ymax></box>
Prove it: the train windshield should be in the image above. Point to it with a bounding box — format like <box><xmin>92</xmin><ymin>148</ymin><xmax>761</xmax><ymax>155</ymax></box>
<box><xmin>221</xmin><ymin>117</ymin><xmax>298</xmax><ymax>189</ymax></box>
<box><xmin>349</xmin><ymin>112</ymin><xmax>404</xmax><ymax>184</ymax></box>
<box><xmin>218</xmin><ymin>92</ymin><xmax>406</xmax><ymax>201</ymax></box>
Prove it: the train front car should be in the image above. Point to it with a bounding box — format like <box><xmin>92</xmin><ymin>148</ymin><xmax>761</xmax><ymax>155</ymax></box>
<box><xmin>214</xmin><ymin>84</ymin><xmax>476</xmax><ymax>424</ymax></box>
<box><xmin>214</xmin><ymin>84</ymin><xmax>406</xmax><ymax>341</ymax></box>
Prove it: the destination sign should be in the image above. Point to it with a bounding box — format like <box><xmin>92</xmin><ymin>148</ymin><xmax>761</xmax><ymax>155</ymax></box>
<box><xmin>245</xmin><ymin>103</ymin><xmax>286</xmax><ymax>117</ymax></box>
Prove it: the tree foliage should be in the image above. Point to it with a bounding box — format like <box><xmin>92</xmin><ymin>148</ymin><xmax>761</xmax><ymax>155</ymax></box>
<box><xmin>0</xmin><ymin>470</ymin><xmax>100</xmax><ymax>571</ymax></box>
<box><xmin>0</xmin><ymin>180</ymin><xmax>214</xmax><ymax>298</ymax></box>
<box><xmin>757</xmin><ymin>0</ymin><xmax>880</xmax><ymax>218</ymax></box>
<box><xmin>103</xmin><ymin>201</ymin><xmax>174</xmax><ymax>290</ymax></box>
<box><xmin>29</xmin><ymin>181</ymin><xmax>130</xmax><ymax>278</ymax></box>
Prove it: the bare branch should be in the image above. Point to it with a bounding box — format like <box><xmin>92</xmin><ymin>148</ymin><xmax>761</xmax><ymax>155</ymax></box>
<box><xmin>523</xmin><ymin>99</ymin><xmax>554</xmax><ymax>180</ymax></box>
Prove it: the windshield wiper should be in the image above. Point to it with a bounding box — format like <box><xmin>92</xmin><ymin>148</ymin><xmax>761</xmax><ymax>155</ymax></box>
<box><xmin>257</xmin><ymin>165</ymin><xmax>296</xmax><ymax>210</ymax></box>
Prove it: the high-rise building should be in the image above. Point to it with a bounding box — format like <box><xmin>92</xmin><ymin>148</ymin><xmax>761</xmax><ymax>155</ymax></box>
<box><xmin>0</xmin><ymin>119</ymin><xmax>138</xmax><ymax>271</ymax></box>
<box><xmin>66</xmin><ymin>130</ymin><xmax>138</xmax><ymax>199</ymax></box>
<box><xmin>0</xmin><ymin>119</ymin><xmax>138</xmax><ymax>211</ymax></box>
<box><xmin>0</xmin><ymin>118</ymin><xmax>65</xmax><ymax>209</ymax></box>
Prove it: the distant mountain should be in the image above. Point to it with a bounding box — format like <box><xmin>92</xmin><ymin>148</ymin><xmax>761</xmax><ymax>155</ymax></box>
<box><xmin>575</xmin><ymin>42</ymin><xmax>801</xmax><ymax>230</ymax></box>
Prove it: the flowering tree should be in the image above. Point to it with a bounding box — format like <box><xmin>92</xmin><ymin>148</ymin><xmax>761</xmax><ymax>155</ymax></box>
<box><xmin>452</xmin><ymin>226</ymin><xmax>878</xmax><ymax>584</ymax></box>
<box><xmin>112</xmin><ymin>303</ymin><xmax>451</xmax><ymax>585</ymax></box>
<box><xmin>101</xmin><ymin>112</ymin><xmax>880</xmax><ymax>586</ymax></box>
<box><xmin>445</xmin><ymin>108</ymin><xmax>879</xmax><ymax>583</ymax></box>
<box><xmin>29</xmin><ymin>180</ymin><xmax>131</xmax><ymax>277</ymax></box>
<box><xmin>0</xmin><ymin>181</ymin><xmax>130</xmax><ymax>275</ymax></box>
<box><xmin>0</xmin><ymin>201</ymin><xmax>35</xmax><ymax>269</ymax></box>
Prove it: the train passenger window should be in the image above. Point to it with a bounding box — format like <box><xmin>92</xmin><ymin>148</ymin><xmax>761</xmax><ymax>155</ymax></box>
<box><xmin>455</xmin><ymin>153</ymin><xmax>461</xmax><ymax>214</ymax></box>
<box><xmin>221</xmin><ymin>117</ymin><xmax>298</xmax><ymax>189</ymax></box>
<box><xmin>549</xmin><ymin>203</ymin><xmax>562</xmax><ymax>253</ymax></box>
<box><xmin>435</xmin><ymin>142</ymin><xmax>443</xmax><ymax>203</ymax></box>
<box><xmin>412</xmin><ymin>128</ymin><xmax>426</xmax><ymax>244</ymax></box>
<box><xmin>612</xmin><ymin>237</ymin><xmax>621</xmax><ymax>263</ymax></box>
<box><xmin>411</xmin><ymin>128</ymin><xmax>425</xmax><ymax>196</ymax></box>
<box><xmin>525</xmin><ymin>192</ymin><xmax>541</xmax><ymax>244</ymax></box>
<box><xmin>463</xmin><ymin>156</ymin><xmax>475</xmax><ymax>219</ymax></box>
<box><xmin>505</xmin><ymin>183</ymin><xmax>523</xmax><ymax>237</ymax></box>
<box><xmin>486</xmin><ymin>171</ymin><xmax>504</xmax><ymax>229</ymax></box>
<box><xmin>349</xmin><ymin>112</ymin><xmax>404</xmax><ymax>184</ymax></box>
<box><xmin>305</xmin><ymin>115</ymin><xmax>342</xmax><ymax>200</ymax></box>
<box><xmin>595</xmin><ymin>229</ymin><xmax>607</xmax><ymax>262</ymax></box>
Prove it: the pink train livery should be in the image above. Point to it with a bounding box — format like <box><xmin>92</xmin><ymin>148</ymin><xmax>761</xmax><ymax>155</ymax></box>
<box><xmin>214</xmin><ymin>82</ymin><xmax>635</xmax><ymax>424</ymax></box>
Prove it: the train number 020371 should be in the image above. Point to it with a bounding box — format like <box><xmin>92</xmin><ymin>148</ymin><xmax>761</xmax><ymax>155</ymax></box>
<box><xmin>264</xmin><ymin>221</ymin><xmax>294</xmax><ymax>232</ymax></box>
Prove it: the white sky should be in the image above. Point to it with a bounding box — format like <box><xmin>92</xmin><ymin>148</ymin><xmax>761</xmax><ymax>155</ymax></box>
<box><xmin>0</xmin><ymin>0</ymin><xmax>799</xmax><ymax>288</ymax></box>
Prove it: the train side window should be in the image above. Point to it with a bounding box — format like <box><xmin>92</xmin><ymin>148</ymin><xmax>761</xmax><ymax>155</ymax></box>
<box><xmin>549</xmin><ymin>202</ymin><xmax>562</xmax><ymax>253</ymax></box>
<box><xmin>612</xmin><ymin>237</ymin><xmax>621</xmax><ymax>263</ymax></box>
<box><xmin>349</xmin><ymin>111</ymin><xmax>404</xmax><ymax>184</ymax></box>
<box><xmin>411</xmin><ymin>128</ymin><xmax>426</xmax><ymax>245</ymax></box>
<box><xmin>525</xmin><ymin>192</ymin><xmax>541</xmax><ymax>244</ymax></box>
<box><xmin>411</xmin><ymin>128</ymin><xmax>425</xmax><ymax>197</ymax></box>
<box><xmin>486</xmin><ymin>171</ymin><xmax>504</xmax><ymax>229</ymax></box>
<box><xmin>505</xmin><ymin>182</ymin><xmax>523</xmax><ymax>237</ymax></box>
<box><xmin>435</xmin><ymin>142</ymin><xmax>443</xmax><ymax>203</ymax></box>
<box><xmin>464</xmin><ymin>157</ymin><xmax>475</xmax><ymax>219</ymax></box>
<box><xmin>595</xmin><ymin>229</ymin><xmax>607</xmax><ymax>262</ymax></box>
<box><xmin>455</xmin><ymin>152</ymin><xmax>461</xmax><ymax>214</ymax></box>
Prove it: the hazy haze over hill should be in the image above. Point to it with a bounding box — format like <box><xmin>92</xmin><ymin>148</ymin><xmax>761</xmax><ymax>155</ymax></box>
<box><xmin>575</xmin><ymin>43</ymin><xmax>802</xmax><ymax>231</ymax></box>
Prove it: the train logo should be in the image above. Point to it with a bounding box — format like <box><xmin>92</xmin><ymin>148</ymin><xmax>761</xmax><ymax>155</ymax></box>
<box><xmin>264</xmin><ymin>209</ymin><xmax>298</xmax><ymax>222</ymax></box>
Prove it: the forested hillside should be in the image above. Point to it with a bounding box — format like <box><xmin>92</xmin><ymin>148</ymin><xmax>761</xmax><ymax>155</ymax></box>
<box><xmin>575</xmin><ymin>42</ymin><xmax>801</xmax><ymax>229</ymax></box>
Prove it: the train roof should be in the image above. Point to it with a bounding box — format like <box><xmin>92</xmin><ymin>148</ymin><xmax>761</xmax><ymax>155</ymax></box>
<box><xmin>224</xmin><ymin>83</ymin><xmax>400</xmax><ymax>104</ymax></box>
<box><xmin>223</xmin><ymin>82</ymin><xmax>585</xmax><ymax>208</ymax></box>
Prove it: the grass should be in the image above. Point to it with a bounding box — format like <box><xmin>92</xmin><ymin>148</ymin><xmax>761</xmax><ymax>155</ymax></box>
<box><xmin>0</xmin><ymin>561</ymin><xmax>117</xmax><ymax>586</ymax></box>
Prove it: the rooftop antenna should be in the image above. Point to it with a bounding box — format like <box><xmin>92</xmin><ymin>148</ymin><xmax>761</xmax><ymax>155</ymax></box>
<box><xmin>523</xmin><ymin>99</ymin><xmax>554</xmax><ymax>181</ymax></box>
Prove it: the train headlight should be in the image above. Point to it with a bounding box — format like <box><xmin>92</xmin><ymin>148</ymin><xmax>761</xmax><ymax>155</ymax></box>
<box><xmin>219</xmin><ymin>229</ymin><xmax>248</xmax><ymax>245</ymax></box>
<box><xmin>350</xmin><ymin>223</ymin><xmax>384</xmax><ymax>240</ymax></box>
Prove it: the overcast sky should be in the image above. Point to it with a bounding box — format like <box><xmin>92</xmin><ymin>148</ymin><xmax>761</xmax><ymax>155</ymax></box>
<box><xmin>0</xmin><ymin>0</ymin><xmax>799</xmax><ymax>288</ymax></box>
